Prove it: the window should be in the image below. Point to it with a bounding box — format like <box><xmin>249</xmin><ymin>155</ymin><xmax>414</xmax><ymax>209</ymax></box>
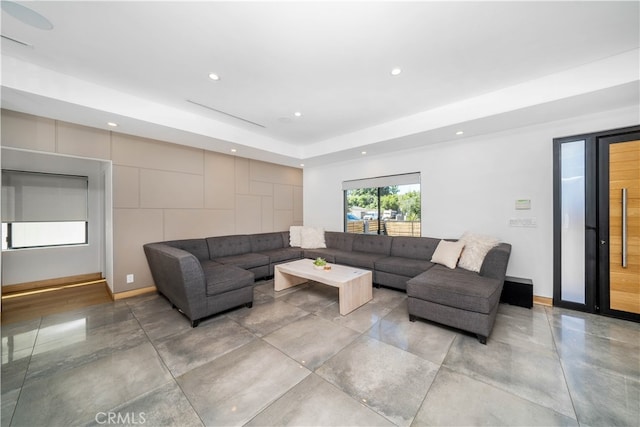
<box><xmin>2</xmin><ymin>170</ymin><xmax>89</xmax><ymax>249</ymax></box>
<box><xmin>343</xmin><ymin>173</ymin><xmax>421</xmax><ymax>236</ymax></box>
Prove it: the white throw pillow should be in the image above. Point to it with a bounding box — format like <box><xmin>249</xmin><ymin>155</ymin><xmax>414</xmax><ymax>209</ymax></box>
<box><xmin>430</xmin><ymin>240</ymin><xmax>465</xmax><ymax>269</ymax></box>
<box><xmin>300</xmin><ymin>227</ymin><xmax>327</xmax><ymax>249</ymax></box>
<box><xmin>457</xmin><ymin>231</ymin><xmax>499</xmax><ymax>273</ymax></box>
<box><xmin>289</xmin><ymin>226</ymin><xmax>303</xmax><ymax>247</ymax></box>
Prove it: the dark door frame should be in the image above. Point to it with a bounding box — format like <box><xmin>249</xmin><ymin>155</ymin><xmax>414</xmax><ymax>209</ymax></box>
<box><xmin>553</xmin><ymin>124</ymin><xmax>640</xmax><ymax>320</ymax></box>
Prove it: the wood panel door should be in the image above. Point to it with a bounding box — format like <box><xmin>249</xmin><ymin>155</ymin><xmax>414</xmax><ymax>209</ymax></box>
<box><xmin>608</xmin><ymin>140</ymin><xmax>640</xmax><ymax>314</ymax></box>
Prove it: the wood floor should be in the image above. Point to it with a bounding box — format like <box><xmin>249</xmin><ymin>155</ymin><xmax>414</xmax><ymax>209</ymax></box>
<box><xmin>1</xmin><ymin>277</ymin><xmax>112</xmax><ymax>324</ymax></box>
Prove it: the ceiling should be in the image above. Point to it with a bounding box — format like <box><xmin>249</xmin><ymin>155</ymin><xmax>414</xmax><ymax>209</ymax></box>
<box><xmin>1</xmin><ymin>1</ymin><xmax>639</xmax><ymax>168</ymax></box>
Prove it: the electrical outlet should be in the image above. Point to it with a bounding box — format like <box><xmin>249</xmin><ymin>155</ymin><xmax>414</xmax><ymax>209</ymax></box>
<box><xmin>126</xmin><ymin>274</ymin><xmax>134</xmax><ymax>284</ymax></box>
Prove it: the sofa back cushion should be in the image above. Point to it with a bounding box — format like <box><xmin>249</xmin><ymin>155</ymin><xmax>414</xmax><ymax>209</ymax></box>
<box><xmin>390</xmin><ymin>236</ymin><xmax>440</xmax><ymax>260</ymax></box>
<box><xmin>250</xmin><ymin>232</ymin><xmax>286</xmax><ymax>252</ymax></box>
<box><xmin>165</xmin><ymin>239</ymin><xmax>210</xmax><ymax>261</ymax></box>
<box><xmin>352</xmin><ymin>234</ymin><xmax>392</xmax><ymax>255</ymax></box>
<box><xmin>206</xmin><ymin>235</ymin><xmax>252</xmax><ymax>259</ymax></box>
<box><xmin>325</xmin><ymin>231</ymin><xmax>355</xmax><ymax>251</ymax></box>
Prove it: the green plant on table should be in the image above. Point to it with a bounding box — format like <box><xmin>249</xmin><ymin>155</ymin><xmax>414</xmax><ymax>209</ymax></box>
<box><xmin>313</xmin><ymin>257</ymin><xmax>327</xmax><ymax>267</ymax></box>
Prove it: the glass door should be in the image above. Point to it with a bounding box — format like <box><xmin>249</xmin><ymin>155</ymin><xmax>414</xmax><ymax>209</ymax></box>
<box><xmin>553</xmin><ymin>136</ymin><xmax>597</xmax><ymax>311</ymax></box>
<box><xmin>554</xmin><ymin>125</ymin><xmax>640</xmax><ymax>321</ymax></box>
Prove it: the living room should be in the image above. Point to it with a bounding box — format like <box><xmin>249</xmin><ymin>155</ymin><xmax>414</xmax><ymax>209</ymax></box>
<box><xmin>1</xmin><ymin>1</ymin><xmax>639</xmax><ymax>426</ymax></box>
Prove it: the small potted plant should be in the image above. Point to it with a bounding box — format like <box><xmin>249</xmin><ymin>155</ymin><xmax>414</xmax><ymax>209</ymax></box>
<box><xmin>313</xmin><ymin>257</ymin><xmax>327</xmax><ymax>270</ymax></box>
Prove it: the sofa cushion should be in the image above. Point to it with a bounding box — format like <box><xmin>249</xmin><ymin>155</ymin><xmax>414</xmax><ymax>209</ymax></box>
<box><xmin>375</xmin><ymin>256</ymin><xmax>435</xmax><ymax>278</ymax></box>
<box><xmin>202</xmin><ymin>262</ymin><xmax>254</xmax><ymax>295</ymax></box>
<box><xmin>300</xmin><ymin>226</ymin><xmax>326</xmax><ymax>248</ymax></box>
<box><xmin>324</xmin><ymin>231</ymin><xmax>355</xmax><ymax>252</ymax></box>
<box><xmin>431</xmin><ymin>240</ymin><xmax>465</xmax><ymax>269</ymax></box>
<box><xmin>406</xmin><ymin>265</ymin><xmax>502</xmax><ymax>314</ymax></box>
<box><xmin>289</xmin><ymin>226</ymin><xmax>303</xmax><ymax>247</ymax></box>
<box><xmin>212</xmin><ymin>253</ymin><xmax>269</xmax><ymax>270</ymax></box>
<box><xmin>334</xmin><ymin>251</ymin><xmax>387</xmax><ymax>270</ymax></box>
<box><xmin>165</xmin><ymin>239</ymin><xmax>209</xmax><ymax>261</ymax></box>
<box><xmin>207</xmin><ymin>235</ymin><xmax>252</xmax><ymax>259</ymax></box>
<box><xmin>260</xmin><ymin>247</ymin><xmax>303</xmax><ymax>263</ymax></box>
<box><xmin>458</xmin><ymin>232</ymin><xmax>499</xmax><ymax>273</ymax></box>
<box><xmin>352</xmin><ymin>234</ymin><xmax>392</xmax><ymax>255</ymax></box>
<box><xmin>390</xmin><ymin>236</ymin><xmax>440</xmax><ymax>260</ymax></box>
<box><xmin>302</xmin><ymin>248</ymin><xmax>341</xmax><ymax>263</ymax></box>
<box><xmin>250</xmin><ymin>232</ymin><xmax>286</xmax><ymax>252</ymax></box>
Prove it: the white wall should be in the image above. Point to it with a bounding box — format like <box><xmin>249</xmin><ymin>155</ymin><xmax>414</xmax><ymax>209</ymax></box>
<box><xmin>1</xmin><ymin>148</ymin><xmax>107</xmax><ymax>286</ymax></box>
<box><xmin>303</xmin><ymin>106</ymin><xmax>638</xmax><ymax>298</ymax></box>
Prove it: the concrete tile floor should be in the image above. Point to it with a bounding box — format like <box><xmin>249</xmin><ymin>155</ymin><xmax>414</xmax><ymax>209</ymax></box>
<box><xmin>2</xmin><ymin>280</ymin><xmax>639</xmax><ymax>426</ymax></box>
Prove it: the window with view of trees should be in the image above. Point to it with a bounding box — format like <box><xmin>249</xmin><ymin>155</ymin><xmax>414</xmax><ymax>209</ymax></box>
<box><xmin>343</xmin><ymin>173</ymin><xmax>421</xmax><ymax>237</ymax></box>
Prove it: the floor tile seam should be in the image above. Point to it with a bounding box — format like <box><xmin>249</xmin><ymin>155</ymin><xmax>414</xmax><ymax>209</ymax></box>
<box><xmin>79</xmin><ymin>379</ymin><xmax>184</xmax><ymax>427</ymax></box>
<box><xmin>439</xmin><ymin>365</ymin><xmax>582</xmax><ymax>424</ymax></box>
<box><xmin>259</xmin><ymin>333</ymin><xmax>316</xmax><ymax>374</ymax></box>
<box><xmin>239</xmin><ymin>339</ymin><xmax>315</xmax><ymax>426</ymax></box>
<box><xmin>411</xmin><ymin>362</ymin><xmax>449</xmax><ymax>427</ymax></box>
<box><xmin>558</xmin><ymin>354</ymin><xmax>640</xmax><ymax>386</ymax></box>
<box><xmin>548</xmin><ymin>322</ymin><xmax>640</xmax><ymax>349</ymax></box>
<box><xmin>4</xmin><ymin>324</ymin><xmax>40</xmax><ymax>427</ymax></box>
<box><xmin>544</xmin><ymin>307</ymin><xmax>581</xmax><ymax>423</ymax></box>
<box><xmin>438</xmin><ymin>360</ymin><xmax>580</xmax><ymax>423</ymax></box>
<box><xmin>8</xmin><ymin>314</ymin><xmax>42</xmax><ymax>422</ymax></box>
<box><xmin>129</xmin><ymin>306</ymin><xmax>209</xmax><ymax>427</ymax></box>
<box><xmin>309</xmin><ymin>367</ymin><xmax>403</xmax><ymax>427</ymax></box>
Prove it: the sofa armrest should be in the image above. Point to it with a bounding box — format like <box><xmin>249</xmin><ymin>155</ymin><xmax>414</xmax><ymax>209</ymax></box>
<box><xmin>479</xmin><ymin>243</ymin><xmax>512</xmax><ymax>282</ymax></box>
<box><xmin>143</xmin><ymin>243</ymin><xmax>207</xmax><ymax>320</ymax></box>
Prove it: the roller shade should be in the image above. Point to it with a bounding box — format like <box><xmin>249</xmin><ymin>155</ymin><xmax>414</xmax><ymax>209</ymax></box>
<box><xmin>2</xmin><ymin>170</ymin><xmax>88</xmax><ymax>222</ymax></box>
<box><xmin>342</xmin><ymin>172</ymin><xmax>420</xmax><ymax>191</ymax></box>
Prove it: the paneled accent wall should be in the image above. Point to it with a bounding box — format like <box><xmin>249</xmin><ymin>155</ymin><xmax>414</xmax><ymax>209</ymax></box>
<box><xmin>1</xmin><ymin>109</ymin><xmax>303</xmax><ymax>293</ymax></box>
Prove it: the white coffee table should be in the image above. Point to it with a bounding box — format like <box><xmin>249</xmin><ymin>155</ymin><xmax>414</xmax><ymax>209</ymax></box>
<box><xmin>274</xmin><ymin>259</ymin><xmax>373</xmax><ymax>315</ymax></box>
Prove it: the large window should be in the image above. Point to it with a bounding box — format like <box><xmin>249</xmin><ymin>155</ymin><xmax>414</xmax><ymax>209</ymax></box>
<box><xmin>2</xmin><ymin>170</ymin><xmax>89</xmax><ymax>249</ymax></box>
<box><xmin>344</xmin><ymin>173</ymin><xmax>421</xmax><ymax>236</ymax></box>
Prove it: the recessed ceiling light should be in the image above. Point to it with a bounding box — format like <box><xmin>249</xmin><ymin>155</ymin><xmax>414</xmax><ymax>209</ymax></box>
<box><xmin>230</xmin><ymin>148</ymin><xmax>237</xmax><ymax>153</ymax></box>
<box><xmin>361</xmin><ymin>151</ymin><xmax>367</xmax><ymax>155</ymax></box>
<box><xmin>391</xmin><ymin>68</ymin><xmax>402</xmax><ymax>76</ymax></box>
<box><xmin>208</xmin><ymin>73</ymin><xmax>220</xmax><ymax>81</ymax></box>
<box><xmin>300</xmin><ymin>163</ymin><xmax>305</xmax><ymax>167</ymax></box>
<box><xmin>294</xmin><ymin>112</ymin><xmax>302</xmax><ymax>117</ymax></box>
<box><xmin>107</xmin><ymin>122</ymin><xmax>118</xmax><ymax>127</ymax></box>
<box><xmin>1</xmin><ymin>1</ymin><xmax>53</xmax><ymax>30</ymax></box>
<box><xmin>456</xmin><ymin>131</ymin><xmax>464</xmax><ymax>135</ymax></box>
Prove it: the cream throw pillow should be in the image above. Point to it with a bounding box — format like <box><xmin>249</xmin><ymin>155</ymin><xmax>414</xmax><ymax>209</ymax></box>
<box><xmin>458</xmin><ymin>231</ymin><xmax>499</xmax><ymax>273</ymax></box>
<box><xmin>430</xmin><ymin>240</ymin><xmax>465</xmax><ymax>269</ymax></box>
<box><xmin>300</xmin><ymin>227</ymin><xmax>326</xmax><ymax>249</ymax></box>
<box><xmin>289</xmin><ymin>226</ymin><xmax>303</xmax><ymax>247</ymax></box>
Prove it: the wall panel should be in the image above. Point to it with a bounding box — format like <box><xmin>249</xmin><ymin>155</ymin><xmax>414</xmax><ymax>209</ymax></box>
<box><xmin>112</xmin><ymin>133</ymin><xmax>203</xmax><ymax>173</ymax></box>
<box><xmin>57</xmin><ymin>122</ymin><xmax>111</xmax><ymax>160</ymax></box>
<box><xmin>113</xmin><ymin>208</ymin><xmax>163</xmax><ymax>292</ymax></box>
<box><xmin>1</xmin><ymin>110</ymin><xmax>55</xmax><ymax>152</ymax></box>
<box><xmin>140</xmin><ymin>169</ymin><xmax>203</xmax><ymax>209</ymax></box>
<box><xmin>164</xmin><ymin>209</ymin><xmax>236</xmax><ymax>239</ymax></box>
<box><xmin>113</xmin><ymin>165</ymin><xmax>139</xmax><ymax>208</ymax></box>
<box><xmin>204</xmin><ymin>151</ymin><xmax>235</xmax><ymax>209</ymax></box>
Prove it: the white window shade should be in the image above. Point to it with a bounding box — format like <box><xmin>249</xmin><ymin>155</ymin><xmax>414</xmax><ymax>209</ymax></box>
<box><xmin>2</xmin><ymin>170</ymin><xmax>88</xmax><ymax>222</ymax></box>
<box><xmin>342</xmin><ymin>172</ymin><xmax>420</xmax><ymax>191</ymax></box>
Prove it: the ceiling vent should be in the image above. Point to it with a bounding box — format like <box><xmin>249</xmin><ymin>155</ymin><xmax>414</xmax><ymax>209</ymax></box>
<box><xmin>1</xmin><ymin>34</ymin><xmax>32</xmax><ymax>47</ymax></box>
<box><xmin>187</xmin><ymin>100</ymin><xmax>265</xmax><ymax>128</ymax></box>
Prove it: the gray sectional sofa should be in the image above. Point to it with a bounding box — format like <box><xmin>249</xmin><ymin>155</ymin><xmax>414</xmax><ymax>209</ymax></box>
<box><xmin>144</xmin><ymin>230</ymin><xmax>511</xmax><ymax>343</ymax></box>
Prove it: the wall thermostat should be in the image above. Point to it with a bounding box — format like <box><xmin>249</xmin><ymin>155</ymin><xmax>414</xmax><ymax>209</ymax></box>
<box><xmin>515</xmin><ymin>199</ymin><xmax>531</xmax><ymax>210</ymax></box>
